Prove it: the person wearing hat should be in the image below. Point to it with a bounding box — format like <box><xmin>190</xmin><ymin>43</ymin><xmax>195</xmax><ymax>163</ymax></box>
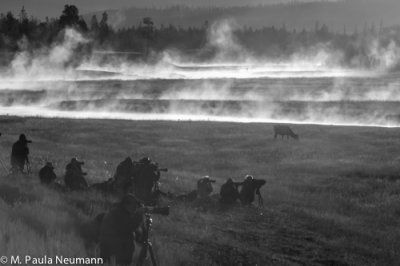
<box><xmin>11</xmin><ymin>134</ymin><xmax>32</xmax><ymax>172</ymax></box>
<box><xmin>197</xmin><ymin>176</ymin><xmax>216</xmax><ymax>199</ymax></box>
<box><xmin>239</xmin><ymin>175</ymin><xmax>266</xmax><ymax>205</ymax></box>
<box><xmin>64</xmin><ymin>158</ymin><xmax>88</xmax><ymax>190</ymax></box>
<box><xmin>39</xmin><ymin>162</ymin><xmax>57</xmax><ymax>185</ymax></box>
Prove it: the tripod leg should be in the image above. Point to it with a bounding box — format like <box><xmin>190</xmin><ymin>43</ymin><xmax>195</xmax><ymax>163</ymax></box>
<box><xmin>137</xmin><ymin>244</ymin><xmax>148</xmax><ymax>266</ymax></box>
<box><xmin>148</xmin><ymin>243</ymin><xmax>158</xmax><ymax>266</ymax></box>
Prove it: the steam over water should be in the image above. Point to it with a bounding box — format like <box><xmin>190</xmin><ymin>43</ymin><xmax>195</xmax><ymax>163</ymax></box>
<box><xmin>1</xmin><ymin>61</ymin><xmax>400</xmax><ymax>127</ymax></box>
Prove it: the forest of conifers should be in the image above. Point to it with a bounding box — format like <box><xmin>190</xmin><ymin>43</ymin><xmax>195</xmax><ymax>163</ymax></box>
<box><xmin>1</xmin><ymin>4</ymin><xmax>400</xmax><ymax>67</ymax></box>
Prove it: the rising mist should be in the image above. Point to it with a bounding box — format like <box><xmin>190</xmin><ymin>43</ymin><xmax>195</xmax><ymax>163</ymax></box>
<box><xmin>1</xmin><ymin>19</ymin><xmax>400</xmax><ymax>127</ymax></box>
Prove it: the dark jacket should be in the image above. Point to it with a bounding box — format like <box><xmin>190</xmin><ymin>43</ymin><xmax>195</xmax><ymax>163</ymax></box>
<box><xmin>11</xmin><ymin>140</ymin><xmax>29</xmax><ymax>170</ymax></box>
<box><xmin>220</xmin><ymin>181</ymin><xmax>240</xmax><ymax>204</ymax></box>
<box><xmin>99</xmin><ymin>203</ymin><xmax>144</xmax><ymax>265</ymax></box>
<box><xmin>64</xmin><ymin>161</ymin><xmax>88</xmax><ymax>190</ymax></box>
<box><xmin>39</xmin><ymin>165</ymin><xmax>57</xmax><ymax>184</ymax></box>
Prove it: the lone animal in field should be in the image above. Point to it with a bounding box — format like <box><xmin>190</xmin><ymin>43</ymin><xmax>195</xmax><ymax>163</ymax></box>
<box><xmin>273</xmin><ymin>125</ymin><xmax>299</xmax><ymax>140</ymax></box>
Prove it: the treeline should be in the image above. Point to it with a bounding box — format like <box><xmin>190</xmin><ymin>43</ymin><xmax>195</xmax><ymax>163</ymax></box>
<box><xmin>1</xmin><ymin>5</ymin><xmax>400</xmax><ymax>67</ymax></box>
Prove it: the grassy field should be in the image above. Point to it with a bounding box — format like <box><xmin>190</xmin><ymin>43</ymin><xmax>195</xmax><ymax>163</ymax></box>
<box><xmin>0</xmin><ymin>116</ymin><xmax>400</xmax><ymax>265</ymax></box>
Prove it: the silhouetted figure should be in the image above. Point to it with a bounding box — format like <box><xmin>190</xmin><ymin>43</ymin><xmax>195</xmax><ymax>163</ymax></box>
<box><xmin>220</xmin><ymin>178</ymin><xmax>241</xmax><ymax>204</ymax></box>
<box><xmin>273</xmin><ymin>125</ymin><xmax>299</xmax><ymax>140</ymax></box>
<box><xmin>11</xmin><ymin>134</ymin><xmax>32</xmax><ymax>172</ymax></box>
<box><xmin>239</xmin><ymin>175</ymin><xmax>266</xmax><ymax>205</ymax></box>
<box><xmin>197</xmin><ymin>176</ymin><xmax>215</xmax><ymax>199</ymax></box>
<box><xmin>133</xmin><ymin>157</ymin><xmax>162</xmax><ymax>204</ymax></box>
<box><xmin>64</xmin><ymin>158</ymin><xmax>88</xmax><ymax>190</ymax></box>
<box><xmin>39</xmin><ymin>162</ymin><xmax>57</xmax><ymax>185</ymax></box>
<box><xmin>99</xmin><ymin>194</ymin><xmax>145</xmax><ymax>265</ymax></box>
<box><xmin>114</xmin><ymin>157</ymin><xmax>135</xmax><ymax>194</ymax></box>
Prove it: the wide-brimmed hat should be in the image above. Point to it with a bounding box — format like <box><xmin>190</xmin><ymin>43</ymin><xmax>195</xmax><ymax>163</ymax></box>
<box><xmin>244</xmin><ymin>175</ymin><xmax>254</xmax><ymax>181</ymax></box>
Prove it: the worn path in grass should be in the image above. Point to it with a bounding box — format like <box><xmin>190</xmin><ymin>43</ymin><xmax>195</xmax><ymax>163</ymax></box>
<box><xmin>0</xmin><ymin>116</ymin><xmax>399</xmax><ymax>265</ymax></box>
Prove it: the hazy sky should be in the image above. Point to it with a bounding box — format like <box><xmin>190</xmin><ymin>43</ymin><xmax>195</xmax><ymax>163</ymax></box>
<box><xmin>0</xmin><ymin>0</ymin><xmax>330</xmax><ymax>18</ymax></box>
<box><xmin>0</xmin><ymin>0</ymin><xmax>398</xmax><ymax>22</ymax></box>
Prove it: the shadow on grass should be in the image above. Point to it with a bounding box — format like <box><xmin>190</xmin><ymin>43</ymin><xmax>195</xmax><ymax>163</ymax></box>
<box><xmin>0</xmin><ymin>184</ymin><xmax>40</xmax><ymax>205</ymax></box>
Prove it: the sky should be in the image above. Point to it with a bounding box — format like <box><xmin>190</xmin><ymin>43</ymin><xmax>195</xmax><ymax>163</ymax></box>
<box><xmin>0</xmin><ymin>0</ymin><xmax>331</xmax><ymax>18</ymax></box>
<box><xmin>0</xmin><ymin>0</ymin><xmax>398</xmax><ymax>28</ymax></box>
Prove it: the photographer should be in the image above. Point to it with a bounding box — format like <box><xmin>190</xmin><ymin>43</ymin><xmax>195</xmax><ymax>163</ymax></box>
<box><xmin>99</xmin><ymin>194</ymin><xmax>169</xmax><ymax>265</ymax></box>
<box><xmin>239</xmin><ymin>175</ymin><xmax>266</xmax><ymax>205</ymax></box>
<box><xmin>64</xmin><ymin>158</ymin><xmax>89</xmax><ymax>190</ymax></box>
<box><xmin>133</xmin><ymin>157</ymin><xmax>167</xmax><ymax>204</ymax></box>
<box><xmin>10</xmin><ymin>134</ymin><xmax>32</xmax><ymax>173</ymax></box>
<box><xmin>39</xmin><ymin>162</ymin><xmax>57</xmax><ymax>185</ymax></box>
<box><xmin>197</xmin><ymin>176</ymin><xmax>216</xmax><ymax>199</ymax></box>
<box><xmin>220</xmin><ymin>178</ymin><xmax>241</xmax><ymax>204</ymax></box>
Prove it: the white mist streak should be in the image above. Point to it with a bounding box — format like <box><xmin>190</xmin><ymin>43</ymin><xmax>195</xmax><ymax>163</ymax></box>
<box><xmin>2</xmin><ymin>23</ymin><xmax>400</xmax><ymax>128</ymax></box>
<box><xmin>0</xmin><ymin>105</ymin><xmax>397</xmax><ymax>128</ymax></box>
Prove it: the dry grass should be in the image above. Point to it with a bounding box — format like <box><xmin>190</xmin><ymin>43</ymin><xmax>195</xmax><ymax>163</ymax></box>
<box><xmin>0</xmin><ymin>116</ymin><xmax>400</xmax><ymax>265</ymax></box>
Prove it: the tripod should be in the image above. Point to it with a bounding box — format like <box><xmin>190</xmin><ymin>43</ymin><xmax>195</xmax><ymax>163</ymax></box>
<box><xmin>137</xmin><ymin>213</ymin><xmax>158</xmax><ymax>266</ymax></box>
<box><xmin>256</xmin><ymin>188</ymin><xmax>264</xmax><ymax>210</ymax></box>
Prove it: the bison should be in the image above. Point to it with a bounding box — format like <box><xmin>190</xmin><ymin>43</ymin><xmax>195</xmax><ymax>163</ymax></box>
<box><xmin>273</xmin><ymin>125</ymin><xmax>299</xmax><ymax>140</ymax></box>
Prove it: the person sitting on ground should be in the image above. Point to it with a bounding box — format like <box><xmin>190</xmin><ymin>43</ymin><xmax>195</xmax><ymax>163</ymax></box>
<box><xmin>39</xmin><ymin>162</ymin><xmax>57</xmax><ymax>185</ymax></box>
<box><xmin>11</xmin><ymin>134</ymin><xmax>32</xmax><ymax>172</ymax></box>
<box><xmin>220</xmin><ymin>178</ymin><xmax>241</xmax><ymax>204</ymax></box>
<box><xmin>239</xmin><ymin>175</ymin><xmax>266</xmax><ymax>205</ymax></box>
<box><xmin>197</xmin><ymin>176</ymin><xmax>215</xmax><ymax>199</ymax></box>
<box><xmin>64</xmin><ymin>158</ymin><xmax>89</xmax><ymax>191</ymax></box>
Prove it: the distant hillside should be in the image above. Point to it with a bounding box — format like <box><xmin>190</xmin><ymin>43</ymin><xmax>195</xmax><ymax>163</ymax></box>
<box><xmin>84</xmin><ymin>1</ymin><xmax>400</xmax><ymax>32</ymax></box>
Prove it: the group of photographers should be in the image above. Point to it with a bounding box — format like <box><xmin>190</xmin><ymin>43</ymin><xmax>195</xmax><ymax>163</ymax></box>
<box><xmin>7</xmin><ymin>132</ymin><xmax>266</xmax><ymax>265</ymax></box>
<box><xmin>8</xmin><ymin>133</ymin><xmax>266</xmax><ymax>207</ymax></box>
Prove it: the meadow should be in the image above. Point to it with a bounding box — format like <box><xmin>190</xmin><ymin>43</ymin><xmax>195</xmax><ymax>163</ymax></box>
<box><xmin>0</xmin><ymin>116</ymin><xmax>399</xmax><ymax>265</ymax></box>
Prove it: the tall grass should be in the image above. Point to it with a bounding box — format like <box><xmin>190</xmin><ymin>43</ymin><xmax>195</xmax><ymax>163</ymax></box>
<box><xmin>0</xmin><ymin>117</ymin><xmax>399</xmax><ymax>265</ymax></box>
